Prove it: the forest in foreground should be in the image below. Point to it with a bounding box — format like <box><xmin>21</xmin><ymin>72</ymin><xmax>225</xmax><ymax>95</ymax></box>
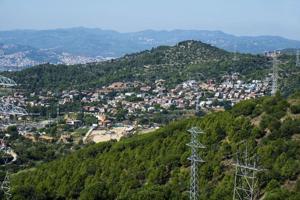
<box><xmin>7</xmin><ymin>92</ymin><xmax>300</xmax><ymax>200</ymax></box>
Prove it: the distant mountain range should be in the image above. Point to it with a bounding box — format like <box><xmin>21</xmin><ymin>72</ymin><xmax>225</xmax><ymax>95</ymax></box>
<box><xmin>1</xmin><ymin>27</ymin><xmax>300</xmax><ymax>70</ymax></box>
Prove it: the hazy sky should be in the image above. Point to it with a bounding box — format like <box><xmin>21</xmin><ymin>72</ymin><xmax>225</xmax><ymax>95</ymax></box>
<box><xmin>0</xmin><ymin>0</ymin><xmax>299</xmax><ymax>40</ymax></box>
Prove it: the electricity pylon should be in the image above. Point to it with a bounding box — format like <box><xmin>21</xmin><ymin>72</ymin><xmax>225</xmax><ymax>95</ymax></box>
<box><xmin>56</xmin><ymin>102</ymin><xmax>60</xmax><ymax>118</ymax></box>
<box><xmin>187</xmin><ymin>127</ymin><xmax>205</xmax><ymax>200</ymax></box>
<box><xmin>0</xmin><ymin>136</ymin><xmax>12</xmax><ymax>200</ymax></box>
<box><xmin>233</xmin><ymin>147</ymin><xmax>260</xmax><ymax>200</ymax></box>
<box><xmin>0</xmin><ymin>76</ymin><xmax>16</xmax><ymax>87</ymax></box>
<box><xmin>195</xmin><ymin>96</ymin><xmax>200</xmax><ymax>115</ymax></box>
<box><xmin>271</xmin><ymin>53</ymin><xmax>279</xmax><ymax>96</ymax></box>
<box><xmin>296</xmin><ymin>50</ymin><xmax>300</xmax><ymax>67</ymax></box>
<box><xmin>233</xmin><ymin>45</ymin><xmax>239</xmax><ymax>61</ymax></box>
<box><xmin>0</xmin><ymin>76</ymin><xmax>24</xmax><ymax>199</ymax></box>
<box><xmin>0</xmin><ymin>103</ymin><xmax>28</xmax><ymax>116</ymax></box>
<box><xmin>1</xmin><ymin>171</ymin><xmax>12</xmax><ymax>200</ymax></box>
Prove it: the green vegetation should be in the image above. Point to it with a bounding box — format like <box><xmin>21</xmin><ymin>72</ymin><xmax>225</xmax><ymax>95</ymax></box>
<box><xmin>277</xmin><ymin>54</ymin><xmax>300</xmax><ymax>97</ymax></box>
<box><xmin>1</xmin><ymin>40</ymin><xmax>300</xmax><ymax>199</ymax></box>
<box><xmin>2</xmin><ymin>41</ymin><xmax>272</xmax><ymax>92</ymax></box>
<box><xmin>3</xmin><ymin>41</ymin><xmax>299</xmax><ymax>97</ymax></box>
<box><xmin>9</xmin><ymin>94</ymin><xmax>300</xmax><ymax>199</ymax></box>
<box><xmin>291</xmin><ymin>104</ymin><xmax>300</xmax><ymax>114</ymax></box>
<box><xmin>0</xmin><ymin>131</ymin><xmax>75</xmax><ymax>179</ymax></box>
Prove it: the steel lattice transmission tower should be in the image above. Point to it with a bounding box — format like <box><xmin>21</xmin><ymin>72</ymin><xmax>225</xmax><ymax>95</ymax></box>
<box><xmin>0</xmin><ymin>75</ymin><xmax>27</xmax><ymax>116</ymax></box>
<box><xmin>187</xmin><ymin>127</ymin><xmax>205</xmax><ymax>200</ymax></box>
<box><xmin>0</xmin><ymin>135</ymin><xmax>12</xmax><ymax>200</ymax></box>
<box><xmin>0</xmin><ymin>75</ymin><xmax>22</xmax><ymax>199</ymax></box>
<box><xmin>0</xmin><ymin>76</ymin><xmax>16</xmax><ymax>87</ymax></box>
<box><xmin>195</xmin><ymin>96</ymin><xmax>200</xmax><ymax>115</ymax></box>
<box><xmin>1</xmin><ymin>172</ymin><xmax>12</xmax><ymax>200</ymax></box>
<box><xmin>233</xmin><ymin>147</ymin><xmax>260</xmax><ymax>200</ymax></box>
<box><xmin>0</xmin><ymin>103</ymin><xmax>28</xmax><ymax>116</ymax></box>
<box><xmin>296</xmin><ymin>50</ymin><xmax>300</xmax><ymax>67</ymax></box>
<box><xmin>271</xmin><ymin>53</ymin><xmax>279</xmax><ymax>96</ymax></box>
<box><xmin>233</xmin><ymin>45</ymin><xmax>239</xmax><ymax>61</ymax></box>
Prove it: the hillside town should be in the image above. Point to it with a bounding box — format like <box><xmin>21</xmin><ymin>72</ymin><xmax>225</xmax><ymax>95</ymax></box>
<box><xmin>0</xmin><ymin>44</ymin><xmax>111</xmax><ymax>70</ymax></box>
<box><xmin>0</xmin><ymin>72</ymin><xmax>273</xmax><ymax>145</ymax></box>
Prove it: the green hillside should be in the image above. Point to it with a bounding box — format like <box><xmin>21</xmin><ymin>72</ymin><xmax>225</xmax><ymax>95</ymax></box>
<box><xmin>2</xmin><ymin>40</ymin><xmax>272</xmax><ymax>92</ymax></box>
<box><xmin>275</xmin><ymin>54</ymin><xmax>300</xmax><ymax>96</ymax></box>
<box><xmin>9</xmin><ymin>93</ymin><xmax>300</xmax><ymax>200</ymax></box>
<box><xmin>3</xmin><ymin>40</ymin><xmax>300</xmax><ymax>96</ymax></box>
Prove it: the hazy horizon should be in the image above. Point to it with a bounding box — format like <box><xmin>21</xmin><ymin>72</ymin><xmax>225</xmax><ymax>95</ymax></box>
<box><xmin>0</xmin><ymin>27</ymin><xmax>299</xmax><ymax>42</ymax></box>
<box><xmin>0</xmin><ymin>0</ymin><xmax>299</xmax><ymax>40</ymax></box>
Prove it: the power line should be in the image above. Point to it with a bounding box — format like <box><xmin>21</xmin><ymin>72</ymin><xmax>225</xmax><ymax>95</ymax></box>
<box><xmin>195</xmin><ymin>96</ymin><xmax>200</xmax><ymax>115</ymax></box>
<box><xmin>0</xmin><ymin>76</ymin><xmax>16</xmax><ymax>87</ymax></box>
<box><xmin>271</xmin><ymin>52</ymin><xmax>279</xmax><ymax>96</ymax></box>
<box><xmin>233</xmin><ymin>45</ymin><xmax>239</xmax><ymax>61</ymax></box>
<box><xmin>0</xmin><ymin>76</ymin><xmax>26</xmax><ymax>200</ymax></box>
<box><xmin>1</xmin><ymin>172</ymin><xmax>12</xmax><ymax>200</ymax></box>
<box><xmin>57</xmin><ymin>103</ymin><xmax>60</xmax><ymax>118</ymax></box>
<box><xmin>187</xmin><ymin>127</ymin><xmax>205</xmax><ymax>200</ymax></box>
<box><xmin>233</xmin><ymin>146</ymin><xmax>261</xmax><ymax>200</ymax></box>
<box><xmin>296</xmin><ymin>50</ymin><xmax>300</xmax><ymax>67</ymax></box>
<box><xmin>0</xmin><ymin>140</ymin><xmax>12</xmax><ymax>200</ymax></box>
<box><xmin>0</xmin><ymin>103</ymin><xmax>28</xmax><ymax>116</ymax></box>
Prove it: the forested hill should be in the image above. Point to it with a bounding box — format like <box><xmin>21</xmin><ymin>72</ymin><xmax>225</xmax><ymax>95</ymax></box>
<box><xmin>10</xmin><ymin>93</ymin><xmax>300</xmax><ymax>199</ymax></box>
<box><xmin>2</xmin><ymin>40</ymin><xmax>271</xmax><ymax>92</ymax></box>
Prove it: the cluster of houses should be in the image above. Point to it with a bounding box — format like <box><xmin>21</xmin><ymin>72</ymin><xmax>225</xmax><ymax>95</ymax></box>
<box><xmin>198</xmin><ymin>73</ymin><xmax>272</xmax><ymax>108</ymax></box>
<box><xmin>74</xmin><ymin>73</ymin><xmax>272</xmax><ymax>113</ymax></box>
<box><xmin>2</xmin><ymin>73</ymin><xmax>273</xmax><ymax>122</ymax></box>
<box><xmin>0</xmin><ymin>93</ymin><xmax>26</xmax><ymax>107</ymax></box>
<box><xmin>0</xmin><ymin>72</ymin><xmax>272</xmax><ymax>144</ymax></box>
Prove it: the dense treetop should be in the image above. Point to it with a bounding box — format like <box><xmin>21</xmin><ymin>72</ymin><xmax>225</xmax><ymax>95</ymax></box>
<box><xmin>9</xmin><ymin>94</ymin><xmax>300</xmax><ymax>199</ymax></box>
<box><xmin>2</xmin><ymin>41</ymin><xmax>272</xmax><ymax>92</ymax></box>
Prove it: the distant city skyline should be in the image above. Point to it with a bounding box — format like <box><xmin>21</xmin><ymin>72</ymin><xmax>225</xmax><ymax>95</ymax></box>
<box><xmin>0</xmin><ymin>0</ymin><xmax>299</xmax><ymax>40</ymax></box>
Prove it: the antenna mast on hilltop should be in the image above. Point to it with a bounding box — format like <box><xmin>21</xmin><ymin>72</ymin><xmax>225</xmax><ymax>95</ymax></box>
<box><xmin>271</xmin><ymin>52</ymin><xmax>279</xmax><ymax>96</ymax></box>
<box><xmin>187</xmin><ymin>127</ymin><xmax>205</xmax><ymax>200</ymax></box>
<box><xmin>233</xmin><ymin>45</ymin><xmax>239</xmax><ymax>61</ymax></box>
<box><xmin>296</xmin><ymin>50</ymin><xmax>300</xmax><ymax>67</ymax></box>
<box><xmin>233</xmin><ymin>146</ymin><xmax>261</xmax><ymax>200</ymax></box>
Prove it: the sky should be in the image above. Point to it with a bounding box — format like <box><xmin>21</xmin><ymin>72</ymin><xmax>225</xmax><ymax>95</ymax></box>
<box><xmin>0</xmin><ymin>0</ymin><xmax>299</xmax><ymax>40</ymax></box>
